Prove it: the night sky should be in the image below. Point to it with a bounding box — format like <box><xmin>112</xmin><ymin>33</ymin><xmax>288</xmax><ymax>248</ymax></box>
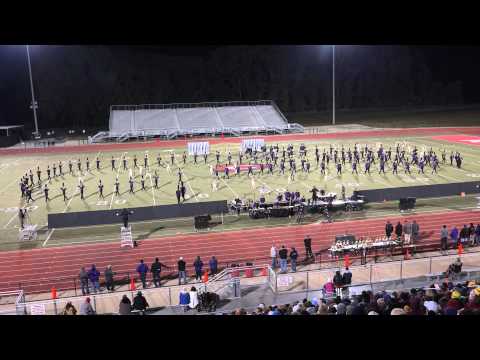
<box><xmin>1</xmin><ymin>45</ymin><xmax>480</xmax><ymax>130</ymax></box>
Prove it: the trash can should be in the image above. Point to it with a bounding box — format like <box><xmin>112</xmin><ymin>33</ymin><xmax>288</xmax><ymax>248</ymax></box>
<box><xmin>230</xmin><ymin>264</ymin><xmax>240</xmax><ymax>278</ymax></box>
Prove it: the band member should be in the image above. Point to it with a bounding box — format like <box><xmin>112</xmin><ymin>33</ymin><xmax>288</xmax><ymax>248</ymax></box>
<box><xmin>170</xmin><ymin>152</ymin><xmax>175</xmax><ymax>165</ymax></box>
<box><xmin>180</xmin><ymin>182</ymin><xmax>186</xmax><ymax>201</ymax></box>
<box><xmin>216</xmin><ymin>151</ymin><xmax>220</xmax><ymax>164</ymax></box>
<box><xmin>405</xmin><ymin>161</ymin><xmax>411</xmax><ymax>174</ymax></box>
<box><xmin>61</xmin><ymin>183</ymin><xmax>67</xmax><ymax>202</ymax></box>
<box><xmin>176</xmin><ymin>186</ymin><xmax>181</xmax><ymax>204</ymax></box>
<box><xmin>111</xmin><ymin>156</ymin><xmax>116</xmax><ymax>170</ymax></box>
<box><xmin>320</xmin><ymin>160</ymin><xmax>326</xmax><ymax>175</ymax></box>
<box><xmin>392</xmin><ymin>160</ymin><xmax>398</xmax><ymax>175</ymax></box>
<box><xmin>44</xmin><ymin>184</ymin><xmax>50</xmax><ymax>202</ymax></box>
<box><xmin>248</xmin><ymin>164</ymin><xmax>253</xmax><ymax>176</ymax></box>
<box><xmin>59</xmin><ymin>161</ymin><xmax>63</xmax><ymax>175</ymax></box>
<box><xmin>129</xmin><ymin>177</ymin><xmax>134</xmax><ymax>193</ymax></box>
<box><xmin>133</xmin><ymin>155</ymin><xmax>138</xmax><ymax>169</ymax></box>
<box><xmin>47</xmin><ymin>165</ymin><xmax>51</xmax><ymax>181</ymax></box>
<box><xmin>178</xmin><ymin>169</ymin><xmax>182</xmax><ymax>183</ymax></box>
<box><xmin>86</xmin><ymin>157</ymin><xmax>90</xmax><ymax>172</ymax></box>
<box><xmin>26</xmin><ymin>187</ymin><xmax>33</xmax><ymax>203</ymax></box>
<box><xmin>79</xmin><ymin>181</ymin><xmax>85</xmax><ymax>200</ymax></box>
<box><xmin>194</xmin><ymin>152</ymin><xmax>198</xmax><ymax>164</ymax></box>
<box><xmin>182</xmin><ymin>152</ymin><xmax>187</xmax><ymax>164</ymax></box>
<box><xmin>123</xmin><ymin>156</ymin><xmax>127</xmax><ymax>170</ymax></box>
<box><xmin>19</xmin><ymin>208</ymin><xmax>26</xmax><ymax>229</ymax></box>
<box><xmin>114</xmin><ymin>178</ymin><xmax>120</xmax><ymax>196</ymax></box>
<box><xmin>236</xmin><ymin>164</ymin><xmax>241</xmax><ymax>176</ymax></box>
<box><xmin>52</xmin><ymin>163</ymin><xmax>57</xmax><ymax>177</ymax></box>
<box><xmin>29</xmin><ymin>170</ymin><xmax>34</xmax><ymax>185</ymax></box>
<box><xmin>98</xmin><ymin>180</ymin><xmax>104</xmax><ymax>198</ymax></box>
<box><xmin>203</xmin><ymin>153</ymin><xmax>208</xmax><ymax>164</ymax></box>
<box><xmin>144</xmin><ymin>153</ymin><xmax>148</xmax><ymax>168</ymax></box>
<box><xmin>154</xmin><ymin>171</ymin><xmax>159</xmax><ymax>189</ymax></box>
<box><xmin>336</xmin><ymin>162</ymin><xmax>342</xmax><ymax>175</ymax></box>
<box><xmin>20</xmin><ymin>181</ymin><xmax>25</xmax><ymax>198</ymax></box>
<box><xmin>140</xmin><ymin>176</ymin><xmax>145</xmax><ymax>190</ymax></box>
<box><xmin>225</xmin><ymin>165</ymin><xmax>230</xmax><ymax>179</ymax></box>
<box><xmin>352</xmin><ymin>161</ymin><xmax>358</xmax><ymax>175</ymax></box>
<box><xmin>96</xmin><ymin>157</ymin><xmax>101</xmax><ymax>170</ymax></box>
<box><xmin>69</xmin><ymin>160</ymin><xmax>73</xmax><ymax>174</ymax></box>
<box><xmin>157</xmin><ymin>154</ymin><xmax>162</xmax><ymax>167</ymax></box>
<box><xmin>227</xmin><ymin>152</ymin><xmax>232</xmax><ymax>165</ymax></box>
<box><xmin>37</xmin><ymin>166</ymin><xmax>42</xmax><ymax>183</ymax></box>
<box><xmin>77</xmin><ymin>158</ymin><xmax>82</xmax><ymax>172</ymax></box>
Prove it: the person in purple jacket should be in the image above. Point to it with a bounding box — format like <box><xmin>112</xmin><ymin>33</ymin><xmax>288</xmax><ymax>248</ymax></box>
<box><xmin>136</xmin><ymin>259</ymin><xmax>149</xmax><ymax>289</ymax></box>
<box><xmin>450</xmin><ymin>226</ymin><xmax>459</xmax><ymax>248</ymax></box>
<box><xmin>88</xmin><ymin>264</ymin><xmax>100</xmax><ymax>293</ymax></box>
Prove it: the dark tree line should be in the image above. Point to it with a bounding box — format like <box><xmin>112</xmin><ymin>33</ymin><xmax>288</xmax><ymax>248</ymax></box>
<box><xmin>13</xmin><ymin>45</ymin><xmax>466</xmax><ymax>130</ymax></box>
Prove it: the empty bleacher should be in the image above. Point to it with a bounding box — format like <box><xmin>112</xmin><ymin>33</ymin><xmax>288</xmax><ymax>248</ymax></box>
<box><xmin>92</xmin><ymin>100</ymin><xmax>304</xmax><ymax>142</ymax></box>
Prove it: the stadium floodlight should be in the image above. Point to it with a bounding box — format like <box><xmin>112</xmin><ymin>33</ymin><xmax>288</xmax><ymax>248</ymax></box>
<box><xmin>26</xmin><ymin>45</ymin><xmax>40</xmax><ymax>138</ymax></box>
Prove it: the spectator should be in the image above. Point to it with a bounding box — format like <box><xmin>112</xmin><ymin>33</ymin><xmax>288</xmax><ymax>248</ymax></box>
<box><xmin>450</xmin><ymin>226</ymin><xmax>459</xmax><ymax>247</ymax></box>
<box><xmin>469</xmin><ymin>223</ymin><xmax>476</xmax><ymax>246</ymax></box>
<box><xmin>119</xmin><ymin>295</ymin><xmax>132</xmax><ymax>315</ymax></box>
<box><xmin>395</xmin><ymin>221</ymin><xmax>403</xmax><ymax>241</ymax></box>
<box><xmin>289</xmin><ymin>247</ymin><xmax>298</xmax><ymax>272</ymax></box>
<box><xmin>136</xmin><ymin>259</ymin><xmax>149</xmax><ymax>289</ymax></box>
<box><xmin>270</xmin><ymin>245</ymin><xmax>277</xmax><ymax>268</ymax></box>
<box><xmin>333</xmin><ymin>270</ymin><xmax>344</xmax><ymax>297</ymax></box>
<box><xmin>475</xmin><ymin>224</ymin><xmax>480</xmax><ymax>245</ymax></box>
<box><xmin>179</xmin><ymin>288</ymin><xmax>190</xmax><ymax>312</ymax></box>
<box><xmin>278</xmin><ymin>245</ymin><xmax>288</xmax><ymax>273</ymax></box>
<box><xmin>79</xmin><ymin>297</ymin><xmax>95</xmax><ymax>315</ymax></box>
<box><xmin>132</xmin><ymin>291</ymin><xmax>149</xmax><ymax>313</ymax></box>
<box><xmin>61</xmin><ymin>302</ymin><xmax>77</xmax><ymax>315</ymax></box>
<box><xmin>444</xmin><ymin>290</ymin><xmax>462</xmax><ymax>315</ymax></box>
<box><xmin>385</xmin><ymin>221</ymin><xmax>393</xmax><ymax>239</ymax></box>
<box><xmin>342</xmin><ymin>267</ymin><xmax>352</xmax><ymax>286</ymax></box>
<box><xmin>193</xmin><ymin>256</ymin><xmax>203</xmax><ymax>281</ymax></box>
<box><xmin>151</xmin><ymin>258</ymin><xmax>168</xmax><ymax>288</ymax></box>
<box><xmin>304</xmin><ymin>235</ymin><xmax>314</xmax><ymax>259</ymax></box>
<box><xmin>88</xmin><ymin>265</ymin><xmax>100</xmax><ymax>293</ymax></box>
<box><xmin>189</xmin><ymin>286</ymin><xmax>199</xmax><ymax>310</ymax></box>
<box><xmin>403</xmin><ymin>220</ymin><xmax>412</xmax><ymax>244</ymax></box>
<box><xmin>323</xmin><ymin>278</ymin><xmax>335</xmax><ymax>297</ymax></box>
<box><xmin>390</xmin><ymin>308</ymin><xmax>406</xmax><ymax>315</ymax></box>
<box><xmin>79</xmin><ymin>267</ymin><xmax>89</xmax><ymax>295</ymax></box>
<box><xmin>209</xmin><ymin>256</ymin><xmax>218</xmax><ymax>275</ymax></box>
<box><xmin>412</xmin><ymin>220</ymin><xmax>419</xmax><ymax>242</ymax></box>
<box><xmin>440</xmin><ymin>225</ymin><xmax>448</xmax><ymax>252</ymax></box>
<box><xmin>460</xmin><ymin>225</ymin><xmax>469</xmax><ymax>246</ymax></box>
<box><xmin>423</xmin><ymin>294</ymin><xmax>440</xmax><ymax>314</ymax></box>
<box><xmin>104</xmin><ymin>265</ymin><xmax>115</xmax><ymax>292</ymax></box>
<box><xmin>178</xmin><ymin>257</ymin><xmax>187</xmax><ymax>285</ymax></box>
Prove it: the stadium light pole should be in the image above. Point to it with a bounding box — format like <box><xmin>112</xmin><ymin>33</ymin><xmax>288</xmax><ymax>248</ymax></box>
<box><xmin>26</xmin><ymin>45</ymin><xmax>40</xmax><ymax>137</ymax></box>
<box><xmin>332</xmin><ymin>45</ymin><xmax>335</xmax><ymax>126</ymax></box>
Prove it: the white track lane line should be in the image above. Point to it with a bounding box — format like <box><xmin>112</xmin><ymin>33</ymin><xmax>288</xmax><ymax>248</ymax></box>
<box><xmin>42</xmin><ymin>228</ymin><xmax>55</xmax><ymax>247</ymax></box>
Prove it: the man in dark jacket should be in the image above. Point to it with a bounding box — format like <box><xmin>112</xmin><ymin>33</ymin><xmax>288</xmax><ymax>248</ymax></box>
<box><xmin>132</xmin><ymin>291</ymin><xmax>149</xmax><ymax>314</ymax></box>
<box><xmin>333</xmin><ymin>270</ymin><xmax>344</xmax><ymax>297</ymax></box>
<box><xmin>193</xmin><ymin>256</ymin><xmax>203</xmax><ymax>281</ymax></box>
<box><xmin>304</xmin><ymin>235</ymin><xmax>314</xmax><ymax>260</ymax></box>
<box><xmin>79</xmin><ymin>267</ymin><xmax>89</xmax><ymax>295</ymax></box>
<box><xmin>411</xmin><ymin>220</ymin><xmax>420</xmax><ymax>242</ymax></box>
<box><xmin>178</xmin><ymin>257</ymin><xmax>187</xmax><ymax>285</ymax></box>
<box><xmin>385</xmin><ymin>221</ymin><xmax>394</xmax><ymax>239</ymax></box>
<box><xmin>150</xmin><ymin>258</ymin><xmax>168</xmax><ymax>287</ymax></box>
<box><xmin>209</xmin><ymin>256</ymin><xmax>218</xmax><ymax>276</ymax></box>
<box><xmin>104</xmin><ymin>265</ymin><xmax>116</xmax><ymax>292</ymax></box>
<box><xmin>395</xmin><ymin>221</ymin><xmax>403</xmax><ymax>242</ymax></box>
<box><xmin>278</xmin><ymin>245</ymin><xmax>288</xmax><ymax>273</ymax></box>
<box><xmin>88</xmin><ymin>265</ymin><xmax>100</xmax><ymax>293</ymax></box>
<box><xmin>136</xmin><ymin>259</ymin><xmax>149</xmax><ymax>289</ymax></box>
<box><xmin>289</xmin><ymin>247</ymin><xmax>298</xmax><ymax>272</ymax></box>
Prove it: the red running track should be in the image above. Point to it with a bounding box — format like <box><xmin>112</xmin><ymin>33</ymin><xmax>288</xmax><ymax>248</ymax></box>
<box><xmin>0</xmin><ymin>209</ymin><xmax>479</xmax><ymax>293</ymax></box>
<box><xmin>2</xmin><ymin>127</ymin><xmax>480</xmax><ymax>157</ymax></box>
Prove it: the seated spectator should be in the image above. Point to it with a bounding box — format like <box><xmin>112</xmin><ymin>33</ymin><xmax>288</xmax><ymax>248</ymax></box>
<box><xmin>179</xmin><ymin>288</ymin><xmax>190</xmax><ymax>312</ymax></box>
<box><xmin>189</xmin><ymin>286</ymin><xmax>199</xmax><ymax>310</ymax></box>
<box><xmin>119</xmin><ymin>295</ymin><xmax>132</xmax><ymax>315</ymax></box>
<box><xmin>79</xmin><ymin>297</ymin><xmax>95</xmax><ymax>315</ymax></box>
<box><xmin>61</xmin><ymin>302</ymin><xmax>77</xmax><ymax>315</ymax></box>
<box><xmin>323</xmin><ymin>278</ymin><xmax>335</xmax><ymax>298</ymax></box>
<box><xmin>333</xmin><ymin>270</ymin><xmax>344</xmax><ymax>297</ymax></box>
<box><xmin>132</xmin><ymin>291</ymin><xmax>149</xmax><ymax>313</ymax></box>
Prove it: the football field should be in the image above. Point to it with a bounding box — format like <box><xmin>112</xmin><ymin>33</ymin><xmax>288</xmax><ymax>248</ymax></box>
<box><xmin>1</xmin><ymin>131</ymin><xmax>480</xmax><ymax>249</ymax></box>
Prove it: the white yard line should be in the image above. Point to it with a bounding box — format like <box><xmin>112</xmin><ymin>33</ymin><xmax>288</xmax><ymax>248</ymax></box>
<box><xmin>219</xmin><ymin>177</ymin><xmax>239</xmax><ymax>198</ymax></box>
<box><xmin>109</xmin><ymin>160</ymin><xmax>122</xmax><ymax>210</ymax></box>
<box><xmin>147</xmin><ymin>172</ymin><xmax>156</xmax><ymax>206</ymax></box>
<box><xmin>42</xmin><ymin>228</ymin><xmax>55</xmax><ymax>247</ymax></box>
<box><xmin>63</xmin><ymin>189</ymin><xmax>78</xmax><ymax>213</ymax></box>
<box><xmin>182</xmin><ymin>173</ymin><xmax>199</xmax><ymax>202</ymax></box>
<box><xmin>3</xmin><ymin>212</ymin><xmax>18</xmax><ymax>229</ymax></box>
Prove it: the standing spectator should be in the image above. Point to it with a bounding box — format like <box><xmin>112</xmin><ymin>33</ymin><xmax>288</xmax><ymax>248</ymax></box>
<box><xmin>119</xmin><ymin>295</ymin><xmax>132</xmax><ymax>315</ymax></box>
<box><xmin>79</xmin><ymin>267</ymin><xmax>89</xmax><ymax>295</ymax></box>
<box><xmin>395</xmin><ymin>221</ymin><xmax>403</xmax><ymax>241</ymax></box>
<box><xmin>385</xmin><ymin>221</ymin><xmax>393</xmax><ymax>239</ymax></box>
<box><xmin>304</xmin><ymin>235</ymin><xmax>314</xmax><ymax>259</ymax></box>
<box><xmin>323</xmin><ymin>277</ymin><xmax>335</xmax><ymax>298</ymax></box>
<box><xmin>342</xmin><ymin>267</ymin><xmax>352</xmax><ymax>286</ymax></box>
<box><xmin>469</xmin><ymin>223</ymin><xmax>476</xmax><ymax>246</ymax></box>
<box><xmin>189</xmin><ymin>286</ymin><xmax>199</xmax><ymax>310</ymax></box>
<box><xmin>136</xmin><ymin>259</ymin><xmax>149</xmax><ymax>289</ymax></box>
<box><xmin>61</xmin><ymin>302</ymin><xmax>77</xmax><ymax>315</ymax></box>
<box><xmin>88</xmin><ymin>265</ymin><xmax>100</xmax><ymax>293</ymax></box>
<box><xmin>475</xmin><ymin>224</ymin><xmax>480</xmax><ymax>246</ymax></box>
<box><xmin>440</xmin><ymin>225</ymin><xmax>449</xmax><ymax>252</ymax></box>
<box><xmin>289</xmin><ymin>247</ymin><xmax>298</xmax><ymax>272</ymax></box>
<box><xmin>132</xmin><ymin>291</ymin><xmax>149</xmax><ymax>314</ymax></box>
<box><xmin>179</xmin><ymin>288</ymin><xmax>190</xmax><ymax>312</ymax></box>
<box><xmin>451</xmin><ymin>226</ymin><xmax>459</xmax><ymax>247</ymax></box>
<box><xmin>150</xmin><ymin>258</ymin><xmax>168</xmax><ymax>288</ymax></box>
<box><xmin>270</xmin><ymin>245</ymin><xmax>277</xmax><ymax>269</ymax></box>
<box><xmin>193</xmin><ymin>256</ymin><xmax>204</xmax><ymax>281</ymax></box>
<box><xmin>178</xmin><ymin>257</ymin><xmax>187</xmax><ymax>285</ymax></box>
<box><xmin>79</xmin><ymin>297</ymin><xmax>95</xmax><ymax>315</ymax></box>
<box><xmin>333</xmin><ymin>270</ymin><xmax>344</xmax><ymax>297</ymax></box>
<box><xmin>104</xmin><ymin>265</ymin><xmax>115</xmax><ymax>292</ymax></box>
<box><xmin>209</xmin><ymin>256</ymin><xmax>218</xmax><ymax>276</ymax></box>
<box><xmin>403</xmin><ymin>220</ymin><xmax>412</xmax><ymax>245</ymax></box>
<box><xmin>412</xmin><ymin>220</ymin><xmax>420</xmax><ymax>242</ymax></box>
<box><xmin>460</xmin><ymin>224</ymin><xmax>469</xmax><ymax>246</ymax></box>
<box><xmin>278</xmin><ymin>245</ymin><xmax>288</xmax><ymax>273</ymax></box>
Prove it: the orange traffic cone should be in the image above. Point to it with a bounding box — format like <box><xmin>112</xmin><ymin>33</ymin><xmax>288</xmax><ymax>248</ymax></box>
<box><xmin>344</xmin><ymin>255</ymin><xmax>351</xmax><ymax>269</ymax></box>
<box><xmin>202</xmin><ymin>270</ymin><xmax>209</xmax><ymax>283</ymax></box>
<box><xmin>130</xmin><ymin>278</ymin><xmax>136</xmax><ymax>291</ymax></box>
<box><xmin>404</xmin><ymin>249</ymin><xmax>410</xmax><ymax>260</ymax></box>
<box><xmin>458</xmin><ymin>243</ymin><xmax>464</xmax><ymax>256</ymax></box>
<box><xmin>51</xmin><ymin>287</ymin><xmax>57</xmax><ymax>300</ymax></box>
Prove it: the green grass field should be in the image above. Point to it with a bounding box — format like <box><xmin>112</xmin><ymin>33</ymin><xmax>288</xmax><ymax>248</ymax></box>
<box><xmin>1</xmin><ymin>133</ymin><xmax>480</xmax><ymax>250</ymax></box>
